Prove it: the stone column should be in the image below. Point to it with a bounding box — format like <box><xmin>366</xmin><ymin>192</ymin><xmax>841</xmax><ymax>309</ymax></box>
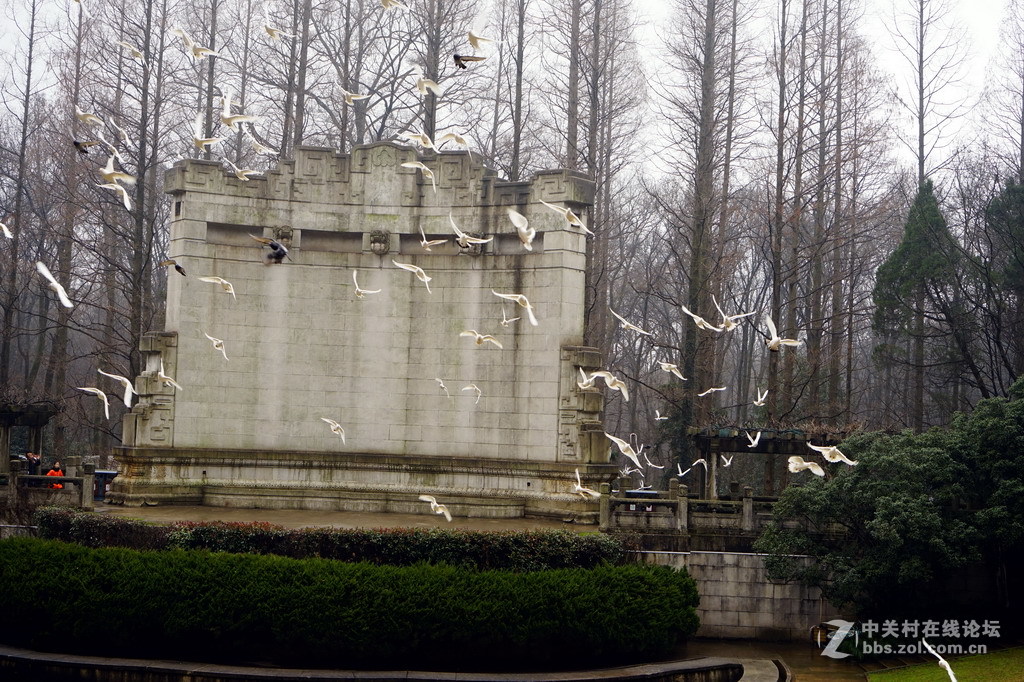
<box><xmin>678</xmin><ymin>484</ymin><xmax>689</xmax><ymax>533</ymax></box>
<box><xmin>742</xmin><ymin>485</ymin><xmax>754</xmax><ymax>532</ymax></box>
<box><xmin>598</xmin><ymin>482</ymin><xmax>610</xmax><ymax>531</ymax></box>
<box><xmin>81</xmin><ymin>463</ymin><xmax>96</xmax><ymax>511</ymax></box>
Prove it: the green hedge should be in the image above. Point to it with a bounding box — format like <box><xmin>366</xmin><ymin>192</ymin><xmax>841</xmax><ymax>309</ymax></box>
<box><xmin>34</xmin><ymin>507</ymin><xmax>635</xmax><ymax>571</ymax></box>
<box><xmin>0</xmin><ymin>537</ymin><xmax>700</xmax><ymax>669</ymax></box>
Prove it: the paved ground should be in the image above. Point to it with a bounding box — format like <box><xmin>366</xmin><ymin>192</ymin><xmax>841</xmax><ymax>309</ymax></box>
<box><xmin>97</xmin><ymin>503</ymin><xmax>872</xmax><ymax>681</ymax></box>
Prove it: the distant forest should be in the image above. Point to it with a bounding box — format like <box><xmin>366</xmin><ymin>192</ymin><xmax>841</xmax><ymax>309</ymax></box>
<box><xmin>2</xmin><ymin>0</ymin><xmax>1023</xmax><ymax>460</ymax></box>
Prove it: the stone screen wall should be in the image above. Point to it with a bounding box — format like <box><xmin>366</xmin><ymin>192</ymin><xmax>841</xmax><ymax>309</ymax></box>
<box><xmin>111</xmin><ymin>143</ymin><xmax>612</xmax><ymax>518</ymax></box>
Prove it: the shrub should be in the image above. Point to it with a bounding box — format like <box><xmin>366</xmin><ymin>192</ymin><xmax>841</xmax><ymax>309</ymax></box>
<box><xmin>0</xmin><ymin>537</ymin><xmax>699</xmax><ymax>670</ymax></box>
<box><xmin>34</xmin><ymin>508</ymin><xmax>634</xmax><ymax>571</ymax></box>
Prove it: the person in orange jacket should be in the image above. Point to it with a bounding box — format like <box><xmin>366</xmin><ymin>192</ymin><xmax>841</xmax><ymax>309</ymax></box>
<box><xmin>46</xmin><ymin>461</ymin><xmax>64</xmax><ymax>489</ymax></box>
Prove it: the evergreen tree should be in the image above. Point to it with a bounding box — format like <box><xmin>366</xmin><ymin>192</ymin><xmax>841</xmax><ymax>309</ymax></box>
<box><xmin>872</xmin><ymin>180</ymin><xmax>958</xmax><ymax>430</ymax></box>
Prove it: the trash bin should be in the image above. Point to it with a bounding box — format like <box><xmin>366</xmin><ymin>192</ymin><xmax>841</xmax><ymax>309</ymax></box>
<box><xmin>94</xmin><ymin>470</ymin><xmax>118</xmax><ymax>501</ymax></box>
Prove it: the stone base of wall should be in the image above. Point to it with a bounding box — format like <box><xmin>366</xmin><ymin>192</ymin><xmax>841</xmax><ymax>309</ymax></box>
<box><xmin>644</xmin><ymin>550</ymin><xmax>840</xmax><ymax>640</ymax></box>
<box><xmin>107</xmin><ymin>446</ymin><xmax>614</xmax><ymax>523</ymax></box>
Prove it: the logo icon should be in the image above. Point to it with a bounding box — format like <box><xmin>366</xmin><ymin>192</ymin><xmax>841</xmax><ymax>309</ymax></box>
<box><xmin>821</xmin><ymin>619</ymin><xmax>857</xmax><ymax>659</ymax></box>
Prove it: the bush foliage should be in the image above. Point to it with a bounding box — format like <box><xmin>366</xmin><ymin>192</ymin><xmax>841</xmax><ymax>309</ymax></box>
<box><xmin>0</xmin><ymin>537</ymin><xmax>699</xmax><ymax>669</ymax></box>
<box><xmin>33</xmin><ymin>507</ymin><xmax>635</xmax><ymax>571</ymax></box>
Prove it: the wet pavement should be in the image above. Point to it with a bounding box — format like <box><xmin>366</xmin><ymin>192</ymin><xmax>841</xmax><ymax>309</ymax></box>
<box><xmin>96</xmin><ymin>504</ymin><xmax>871</xmax><ymax>680</ymax></box>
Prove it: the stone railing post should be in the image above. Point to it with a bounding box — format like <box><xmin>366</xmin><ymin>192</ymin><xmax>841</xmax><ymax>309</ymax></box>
<box><xmin>598</xmin><ymin>482</ymin><xmax>611</xmax><ymax>531</ymax></box>
<box><xmin>66</xmin><ymin>456</ymin><xmax>82</xmax><ymax>477</ymax></box>
<box><xmin>742</xmin><ymin>485</ymin><xmax>754</xmax><ymax>532</ymax></box>
<box><xmin>81</xmin><ymin>464</ymin><xmax>96</xmax><ymax>511</ymax></box>
<box><xmin>678</xmin><ymin>484</ymin><xmax>688</xmax><ymax>533</ymax></box>
<box><xmin>668</xmin><ymin>479</ymin><xmax>680</xmax><ymax>531</ymax></box>
<box><xmin>8</xmin><ymin>459</ymin><xmax>23</xmax><ymax>513</ymax></box>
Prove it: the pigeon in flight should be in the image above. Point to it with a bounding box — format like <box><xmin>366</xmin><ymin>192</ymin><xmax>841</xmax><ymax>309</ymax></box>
<box><xmin>250</xmin><ymin>234</ymin><xmax>288</xmax><ymax>264</ymax></box>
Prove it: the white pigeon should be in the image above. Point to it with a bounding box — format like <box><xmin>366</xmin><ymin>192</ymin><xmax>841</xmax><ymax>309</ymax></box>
<box><xmin>697</xmin><ymin>386</ymin><xmax>727</xmax><ymax>397</ymax></box>
<box><xmin>642</xmin><ymin>451</ymin><xmax>664</xmax><ymax>469</ymax></box>
<box><xmin>399</xmin><ymin>131</ymin><xmax>435</xmax><ymax>150</ymax></box>
<box><xmin>658</xmin><ymin>362</ymin><xmax>685</xmax><ymax>380</ymax></box>
<box><xmin>192</xmin><ymin>114</ymin><xmax>224</xmax><ymax>151</ymax></box>
<box><xmin>460</xmin><ymin>330</ymin><xmax>503</xmax><ymax>349</ymax></box>
<box><xmin>692</xmin><ymin>458</ymin><xmax>708</xmax><ymax>472</ymax></box>
<box><xmin>435</xmin><ymin>131</ymin><xmax>469</xmax><ymax>149</ymax></box>
<box><xmin>610</xmin><ymin>308</ymin><xmax>652</xmax><ymax>336</ymax></box>
<box><xmin>577</xmin><ymin>367</ymin><xmax>597</xmax><ymax>390</ymax></box>
<box><xmin>654</xmin><ymin>409</ymin><xmax>668</xmax><ymax>421</ymax></box>
<box><xmin>588</xmin><ymin>370</ymin><xmax>630</xmax><ymax>401</ymax></box>
<box><xmin>467</xmin><ymin>31</ymin><xmax>498</xmax><ymax>50</ymax></box>
<box><xmin>352</xmin><ymin>270</ymin><xmax>381</xmax><ymax>299</ymax></box>
<box><xmin>788</xmin><ymin>456</ymin><xmax>825</xmax><ymax>477</ymax></box>
<box><xmin>97</xmin><ymin>182</ymin><xmax>132</xmax><ymax>210</ymax></box>
<box><xmin>100</xmin><ymin>155</ymin><xmax>135</xmax><ymax>185</ymax></box>
<box><xmin>157</xmin><ymin>360</ymin><xmax>183</xmax><ymax>391</ymax></box>
<box><xmin>220</xmin><ymin>90</ymin><xmax>259</xmax><ymax>131</ymax></box>
<box><xmin>605</xmin><ymin>432</ymin><xmax>642</xmax><ymax>470</ymax></box>
<box><xmin>491</xmin><ymin>290</ymin><xmax>538</xmax><ymax>326</ymax></box>
<box><xmin>712</xmin><ymin>294</ymin><xmax>756</xmax><ymax>331</ymax></box>
<box><xmin>392</xmin><ymin>260</ymin><xmax>432</xmax><ymax>294</ymax></box>
<box><xmin>1</xmin><ymin>222</ymin><xmax>11</xmax><ymax>238</ymax></box>
<box><xmin>677</xmin><ymin>463</ymin><xmax>693</xmax><ymax>478</ymax></box>
<box><xmin>198</xmin><ymin>276</ymin><xmax>236</xmax><ymax>300</ymax></box>
<box><xmin>764</xmin><ymin>314</ymin><xmax>802</xmax><ymax>351</ymax></box>
<box><xmin>920</xmin><ymin>639</ymin><xmax>957</xmax><ymax>682</ymax></box>
<box><xmin>116</xmin><ymin>40</ymin><xmax>146</xmax><ymax>65</ymax></box>
<box><xmin>414</xmin><ymin>74</ymin><xmax>443</xmax><ymax>97</ymax></box>
<box><xmin>223</xmin><ymin>158</ymin><xmax>261</xmax><ymax>181</ymax></box>
<box><xmin>340</xmin><ymin>87</ymin><xmax>369</xmax><ymax>105</ymax></box>
<box><xmin>36</xmin><ymin>261</ymin><xmax>74</xmax><ymax>308</ymax></box>
<box><xmin>746</xmin><ymin>430</ymin><xmax>761</xmax><ymax>448</ymax></box>
<box><xmin>807</xmin><ymin>442</ymin><xmax>858</xmax><ymax>466</ymax></box>
<box><xmin>572</xmin><ymin>468</ymin><xmax>601</xmax><ymax>498</ymax></box>
<box><xmin>170</xmin><ymin>27</ymin><xmax>218</xmax><ymax>60</ymax></box>
<box><xmin>500</xmin><ymin>308</ymin><xmax>520</xmax><ymax>327</ymax></box>
<box><xmin>435</xmin><ymin>378</ymin><xmax>451</xmax><ymax>399</ymax></box>
<box><xmin>98</xmin><ymin>368</ymin><xmax>138</xmax><ymax>408</ymax></box>
<box><xmin>721</xmin><ymin>454</ymin><xmax>734</xmax><ymax>467</ymax></box>
<box><xmin>75</xmin><ymin>105</ymin><xmax>104</xmax><ymax>127</ymax></box>
<box><xmin>203</xmin><ymin>332</ymin><xmax>229</xmax><ymax>360</ymax></box>
<box><xmin>401</xmin><ymin>161</ymin><xmax>436</xmax><ymax>193</ymax></box>
<box><xmin>77</xmin><ymin>387</ymin><xmax>110</xmax><ymax>419</ymax></box>
<box><xmin>461</xmin><ymin>384</ymin><xmax>482</xmax><ymax>404</ymax></box>
<box><xmin>418</xmin><ymin>494</ymin><xmax>452</xmax><ymax>521</ymax></box>
<box><xmin>320</xmin><ymin>417</ymin><xmax>346</xmax><ymax>444</ymax></box>
<box><xmin>538</xmin><ymin>199</ymin><xmax>593</xmax><ymax>234</ymax></box>
<box><xmin>382</xmin><ymin>0</ymin><xmax>408</xmax><ymax>10</ymax></box>
<box><xmin>507</xmin><ymin>208</ymin><xmax>535</xmax><ymax>251</ymax></box>
<box><xmin>752</xmin><ymin>388</ymin><xmax>768</xmax><ymax>406</ymax></box>
<box><xmin>449</xmin><ymin>213</ymin><xmax>493</xmax><ymax>248</ymax></box>
<box><xmin>418</xmin><ymin>224</ymin><xmax>448</xmax><ymax>251</ymax></box>
<box><xmin>681</xmin><ymin>303</ymin><xmax>724</xmax><ymax>332</ymax></box>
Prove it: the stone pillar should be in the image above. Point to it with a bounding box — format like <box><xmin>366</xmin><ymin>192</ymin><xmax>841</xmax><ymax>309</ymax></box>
<box><xmin>668</xmin><ymin>479</ymin><xmax>680</xmax><ymax>531</ymax></box>
<box><xmin>81</xmin><ymin>463</ymin><xmax>96</xmax><ymax>511</ymax></box>
<box><xmin>678</xmin><ymin>484</ymin><xmax>689</xmax><ymax>533</ymax></box>
<box><xmin>66</xmin><ymin>456</ymin><xmax>81</xmax><ymax>478</ymax></box>
<box><xmin>598</xmin><ymin>482</ymin><xmax>611</xmax><ymax>531</ymax></box>
<box><xmin>742</xmin><ymin>485</ymin><xmax>754</xmax><ymax>532</ymax></box>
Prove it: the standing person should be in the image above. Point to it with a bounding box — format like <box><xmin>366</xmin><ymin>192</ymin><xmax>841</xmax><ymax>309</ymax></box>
<box><xmin>46</xmin><ymin>461</ymin><xmax>64</xmax><ymax>489</ymax></box>
<box><xmin>26</xmin><ymin>452</ymin><xmax>42</xmax><ymax>487</ymax></box>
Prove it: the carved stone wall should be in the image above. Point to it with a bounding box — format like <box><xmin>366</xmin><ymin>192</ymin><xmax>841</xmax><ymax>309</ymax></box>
<box><xmin>111</xmin><ymin>143</ymin><xmax>613</xmax><ymax>519</ymax></box>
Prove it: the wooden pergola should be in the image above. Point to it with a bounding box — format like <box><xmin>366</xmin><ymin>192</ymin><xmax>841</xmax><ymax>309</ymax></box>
<box><xmin>0</xmin><ymin>402</ymin><xmax>59</xmax><ymax>475</ymax></box>
<box><xmin>686</xmin><ymin>425</ymin><xmax>851</xmax><ymax>500</ymax></box>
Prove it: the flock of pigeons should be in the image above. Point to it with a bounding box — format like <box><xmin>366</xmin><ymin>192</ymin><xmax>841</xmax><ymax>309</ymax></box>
<box><xmin>18</xmin><ymin>0</ymin><xmax>862</xmax><ymax>523</ymax></box>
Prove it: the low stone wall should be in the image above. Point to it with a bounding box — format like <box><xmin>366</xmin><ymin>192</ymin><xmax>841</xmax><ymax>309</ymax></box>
<box><xmin>642</xmin><ymin>550</ymin><xmax>839</xmax><ymax>640</ymax></box>
<box><xmin>0</xmin><ymin>644</ymin><xmax>745</xmax><ymax>682</ymax></box>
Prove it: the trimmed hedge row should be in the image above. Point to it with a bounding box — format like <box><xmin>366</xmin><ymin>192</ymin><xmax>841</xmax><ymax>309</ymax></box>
<box><xmin>0</xmin><ymin>537</ymin><xmax>700</xmax><ymax>670</ymax></box>
<box><xmin>34</xmin><ymin>507</ymin><xmax>636</xmax><ymax>571</ymax></box>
